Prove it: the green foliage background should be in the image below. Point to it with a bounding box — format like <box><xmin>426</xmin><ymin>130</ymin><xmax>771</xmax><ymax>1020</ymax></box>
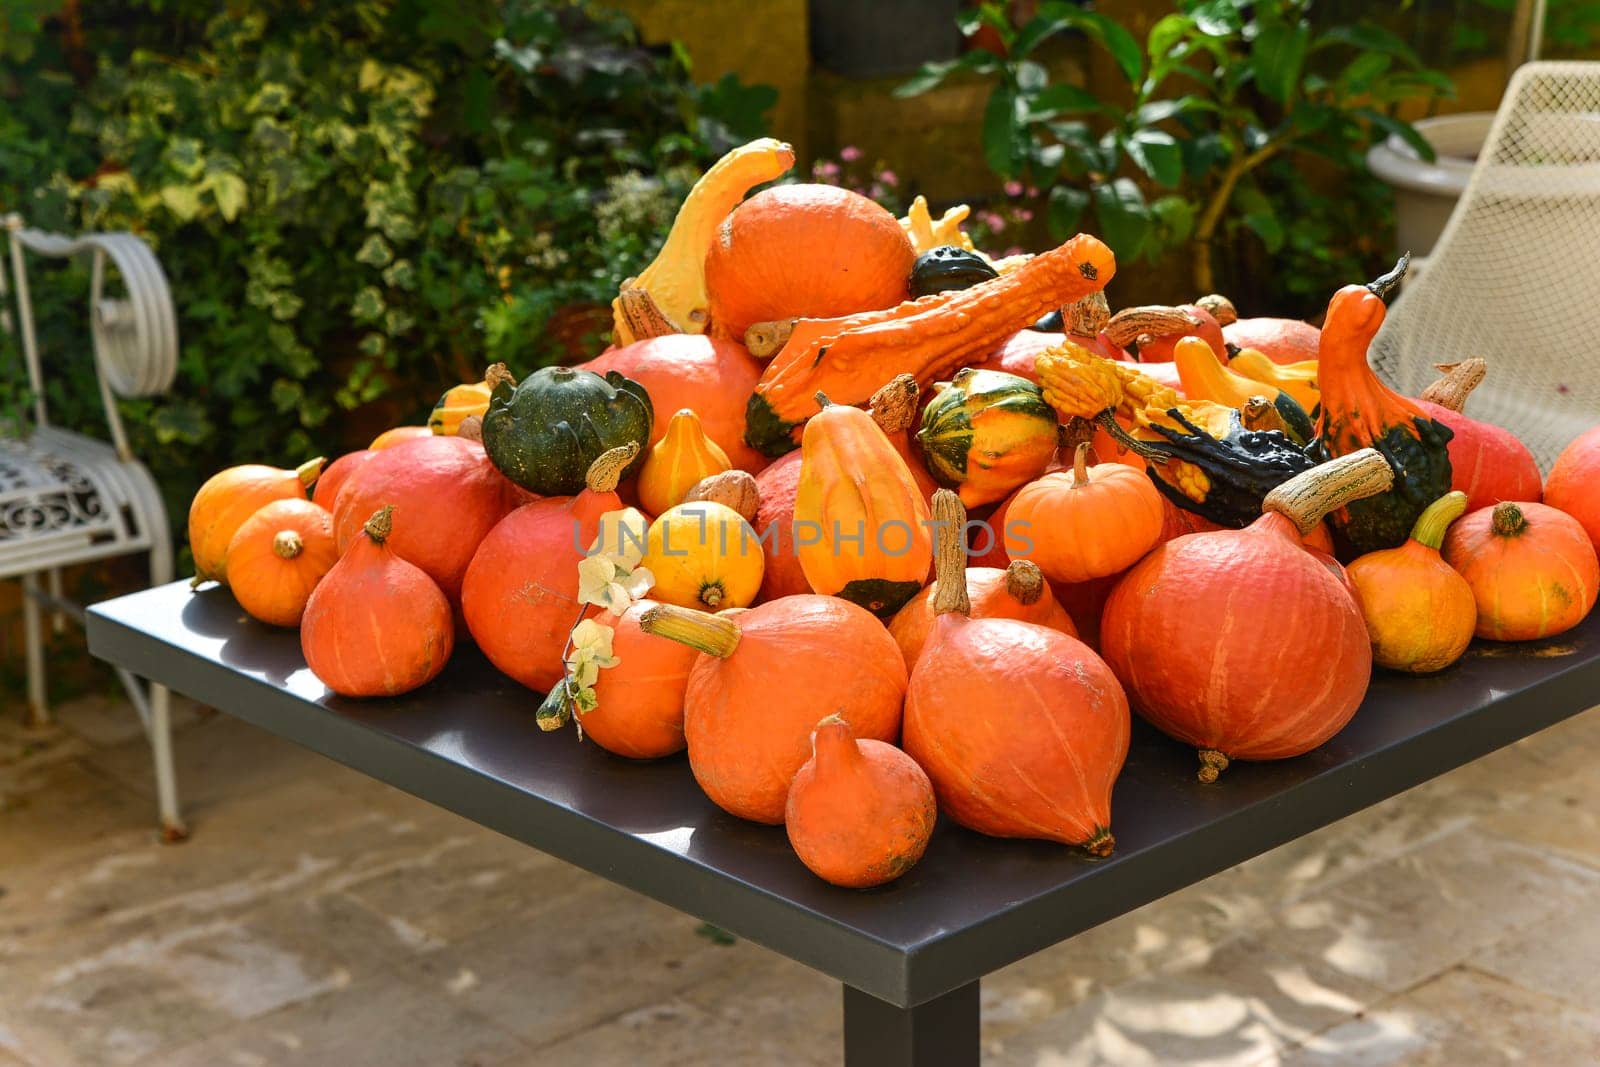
<box><xmin>0</xmin><ymin>0</ymin><xmax>772</xmax><ymax>538</ymax></box>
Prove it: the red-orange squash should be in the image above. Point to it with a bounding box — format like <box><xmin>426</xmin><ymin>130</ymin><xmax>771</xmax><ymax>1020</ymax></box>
<box><xmin>188</xmin><ymin>457</ymin><xmax>324</xmax><ymax>586</ymax></box>
<box><xmin>903</xmin><ymin>490</ymin><xmax>1130</xmax><ymax>852</ymax></box>
<box><xmin>705</xmin><ymin>184</ymin><xmax>914</xmax><ymax>344</ymax></box>
<box><xmin>1545</xmin><ymin>426</ymin><xmax>1600</xmax><ymax>553</ymax></box>
<box><xmin>369</xmin><ymin>426</ymin><xmax>433</xmax><ymax>450</ymax></box>
<box><xmin>462</xmin><ymin>446</ymin><xmax>637</xmax><ymax>692</ymax></box>
<box><xmin>1442</xmin><ymin>501</ymin><xmax>1599</xmax><ymax>641</ymax></box>
<box><xmin>1100</xmin><ymin>450</ymin><xmax>1394</xmax><ymax>780</ymax></box>
<box><xmin>785</xmin><ymin>715</ymin><xmax>937</xmax><ymax>888</ymax></box>
<box><xmin>889</xmin><ymin>560</ymin><xmax>1075</xmax><ymax>670</ymax></box>
<box><xmin>582</xmin><ymin>334</ymin><xmax>768</xmax><ymax>473</ymax></box>
<box><xmin>1413</xmin><ymin>360</ymin><xmax>1542</xmax><ymax>512</ymax></box>
<box><xmin>580</xmin><ymin>599</ymin><xmax>699</xmax><ymax>759</ymax></box>
<box><xmin>639</xmin><ymin>595</ymin><xmax>906</xmax><ymax>824</ymax></box>
<box><xmin>312</xmin><ymin>451</ymin><xmax>373</xmax><ymax>512</ymax></box>
<box><xmin>301</xmin><ymin>506</ymin><xmax>454</xmax><ymax>697</ymax></box>
<box><xmin>333</xmin><ymin>436</ymin><xmax>515</xmax><ymax>609</ymax></box>
<box><xmin>1004</xmin><ymin>444</ymin><xmax>1165</xmax><ymax>584</ymax></box>
<box><xmin>1222</xmin><ymin>317</ymin><xmax>1321</xmax><ymax>365</ymax></box>
<box><xmin>752</xmin><ymin>450</ymin><xmax>810</xmax><ymax>601</ymax></box>
<box><xmin>225</xmin><ymin>499</ymin><xmax>338</xmax><ymax>628</ymax></box>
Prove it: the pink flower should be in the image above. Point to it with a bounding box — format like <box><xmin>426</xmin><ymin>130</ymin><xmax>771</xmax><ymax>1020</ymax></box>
<box><xmin>870</xmin><ymin>183</ymin><xmax>888</xmax><ymax>200</ymax></box>
<box><xmin>1003</xmin><ymin>246</ymin><xmax>1025</xmax><ymax>258</ymax></box>
<box><xmin>840</xmin><ymin>145</ymin><xmax>862</xmax><ymax>162</ymax></box>
<box><xmin>1026</xmin><ymin>186</ymin><xmax>1039</xmax><ymax>198</ymax></box>
<box><xmin>813</xmin><ymin>160</ymin><xmax>841</xmax><ymax>179</ymax></box>
<box><xmin>1015</xmin><ymin>208</ymin><xmax>1034</xmax><ymax>222</ymax></box>
<box><xmin>878</xmin><ymin>169</ymin><xmax>898</xmax><ymax>186</ymax></box>
<box><xmin>979</xmin><ymin>210</ymin><xmax>1007</xmax><ymax>232</ymax></box>
<box><xmin>1004</xmin><ymin>180</ymin><xmax>1024</xmax><ymax>198</ymax></box>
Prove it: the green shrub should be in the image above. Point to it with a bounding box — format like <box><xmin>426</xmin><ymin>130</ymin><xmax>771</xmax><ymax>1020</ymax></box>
<box><xmin>1</xmin><ymin>1</ymin><xmax>772</xmax><ymax>543</ymax></box>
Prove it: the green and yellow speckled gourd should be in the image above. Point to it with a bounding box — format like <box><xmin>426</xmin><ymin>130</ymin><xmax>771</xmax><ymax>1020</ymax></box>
<box><xmin>916</xmin><ymin>368</ymin><xmax>1060</xmax><ymax>508</ymax></box>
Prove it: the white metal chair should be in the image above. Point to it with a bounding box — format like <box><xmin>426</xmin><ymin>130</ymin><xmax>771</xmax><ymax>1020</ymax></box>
<box><xmin>1371</xmin><ymin>62</ymin><xmax>1600</xmax><ymax>470</ymax></box>
<box><xmin>1</xmin><ymin>213</ymin><xmax>185</xmax><ymax>840</ymax></box>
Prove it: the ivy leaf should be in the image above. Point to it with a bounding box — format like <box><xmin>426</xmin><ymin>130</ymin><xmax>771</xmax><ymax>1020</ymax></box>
<box><xmin>355</xmin><ymin>234</ymin><xmax>393</xmax><ymax>268</ymax></box>
<box><xmin>208</xmin><ymin>172</ymin><xmax>248</xmax><ymax>222</ymax></box>
<box><xmin>1047</xmin><ymin>185</ymin><xmax>1089</xmax><ymax>239</ymax></box>
<box><xmin>1091</xmin><ymin>178</ymin><xmax>1150</xmax><ymax>260</ymax></box>
<box><xmin>351</xmin><ymin>286</ymin><xmax>386</xmax><ymax>323</ymax></box>
<box><xmin>159</xmin><ymin>184</ymin><xmax>202</xmax><ymax>221</ymax></box>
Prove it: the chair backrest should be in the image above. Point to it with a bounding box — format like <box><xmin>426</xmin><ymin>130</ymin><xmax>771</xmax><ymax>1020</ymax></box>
<box><xmin>1</xmin><ymin>216</ymin><xmax>178</xmax><ymax>457</ymax></box>
<box><xmin>1371</xmin><ymin>61</ymin><xmax>1600</xmax><ymax>470</ymax></box>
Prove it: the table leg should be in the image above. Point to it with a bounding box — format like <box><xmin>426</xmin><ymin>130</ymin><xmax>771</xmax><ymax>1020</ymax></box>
<box><xmin>842</xmin><ymin>981</ymin><xmax>979</xmax><ymax>1067</ymax></box>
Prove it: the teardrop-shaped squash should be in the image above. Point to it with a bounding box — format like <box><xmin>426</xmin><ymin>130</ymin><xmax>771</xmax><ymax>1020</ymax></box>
<box><xmin>637</xmin><ymin>409</ymin><xmax>731</xmax><ymax>516</ymax></box>
<box><xmin>188</xmin><ymin>457</ymin><xmax>324</xmax><ymax>586</ymax></box>
<box><xmin>1347</xmin><ymin>491</ymin><xmax>1476</xmax><ymax>673</ymax></box>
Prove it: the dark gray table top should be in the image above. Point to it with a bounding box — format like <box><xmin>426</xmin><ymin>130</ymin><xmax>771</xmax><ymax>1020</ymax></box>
<box><xmin>88</xmin><ymin>581</ymin><xmax>1600</xmax><ymax>1007</ymax></box>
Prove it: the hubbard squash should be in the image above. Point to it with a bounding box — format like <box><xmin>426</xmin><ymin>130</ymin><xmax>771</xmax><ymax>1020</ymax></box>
<box><xmin>1100</xmin><ymin>450</ymin><xmax>1394</xmax><ymax>781</ymax></box>
<box><xmin>785</xmin><ymin>715</ymin><xmax>937</xmax><ymax>888</ymax></box>
<box><xmin>580</xmin><ymin>599</ymin><xmax>699</xmax><ymax>759</ymax></box>
<box><xmin>916</xmin><ymin>369</ymin><xmax>1061</xmax><ymax>507</ymax></box>
<box><xmin>1309</xmin><ymin>256</ymin><xmax>1454</xmax><ymax>553</ymax></box>
<box><xmin>1347</xmin><ymin>491</ymin><xmax>1476</xmax><ymax>673</ymax></box>
<box><xmin>225</xmin><ymin>499</ymin><xmax>338</xmax><ymax>628</ymax></box>
<box><xmin>794</xmin><ymin>394</ymin><xmax>933</xmax><ymax>616</ymax></box>
<box><xmin>1413</xmin><ymin>359</ymin><xmax>1543</xmax><ymax>512</ymax></box>
<box><xmin>639</xmin><ymin>501</ymin><xmax>764</xmax><ymax>611</ymax></box>
<box><xmin>188</xmin><ymin>457</ymin><xmax>324</xmax><ymax>586</ymax></box>
<box><xmin>639</xmin><ymin>596</ymin><xmax>906</xmax><ymax>824</ymax></box>
<box><xmin>481</xmin><ymin>364</ymin><xmax>653</xmax><ymax>496</ymax></box>
<box><xmin>1004</xmin><ymin>443</ymin><xmax>1165</xmax><ymax>583</ymax></box>
<box><xmin>637</xmin><ymin>409</ymin><xmax>731</xmax><ymax>516</ymax></box>
<box><xmin>705</xmin><ymin>184</ymin><xmax>915</xmax><ymax>344</ymax></box>
<box><xmin>903</xmin><ymin>490</ymin><xmax>1130</xmax><ymax>852</ymax></box>
<box><xmin>462</xmin><ymin>446</ymin><xmax>638</xmax><ymax>692</ymax></box>
<box><xmin>611</xmin><ymin>138</ymin><xmax>795</xmax><ymax>346</ymax></box>
<box><xmin>1545</xmin><ymin>426</ymin><xmax>1600</xmax><ymax>553</ymax></box>
<box><xmin>889</xmin><ymin>560</ymin><xmax>1075</xmax><ymax>669</ymax></box>
<box><xmin>1443</xmin><ymin>501</ymin><xmax>1599</xmax><ymax>641</ymax></box>
<box><xmin>745</xmin><ymin>232</ymin><xmax>1116</xmax><ymax>455</ymax></box>
<box><xmin>301</xmin><ymin>506</ymin><xmax>454</xmax><ymax>697</ymax></box>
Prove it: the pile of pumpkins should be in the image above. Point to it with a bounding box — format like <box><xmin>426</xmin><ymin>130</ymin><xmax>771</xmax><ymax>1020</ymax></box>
<box><xmin>187</xmin><ymin>139</ymin><xmax>1600</xmax><ymax>890</ymax></box>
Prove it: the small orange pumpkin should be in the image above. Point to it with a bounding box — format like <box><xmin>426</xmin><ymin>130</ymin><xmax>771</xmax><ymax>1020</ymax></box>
<box><xmin>1004</xmin><ymin>443</ymin><xmax>1164</xmax><ymax>583</ymax></box>
<box><xmin>889</xmin><ymin>560</ymin><xmax>1076</xmax><ymax>670</ymax></box>
<box><xmin>785</xmin><ymin>714</ymin><xmax>937</xmax><ymax>889</ymax></box>
<box><xmin>1442</xmin><ymin>501</ymin><xmax>1599</xmax><ymax>641</ymax></box>
<box><xmin>312</xmin><ymin>450</ymin><xmax>373</xmax><ymax>512</ymax></box>
<box><xmin>225</xmin><ymin>499</ymin><xmax>338</xmax><ymax>627</ymax></box>
<box><xmin>580</xmin><ymin>599</ymin><xmax>699</xmax><ymax>760</ymax></box>
<box><xmin>188</xmin><ymin>457</ymin><xmax>324</xmax><ymax>586</ymax></box>
<box><xmin>369</xmin><ymin>426</ymin><xmax>433</xmax><ymax>450</ymax></box>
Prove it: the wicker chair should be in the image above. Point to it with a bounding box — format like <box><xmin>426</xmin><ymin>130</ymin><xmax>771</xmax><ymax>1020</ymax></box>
<box><xmin>1</xmin><ymin>214</ymin><xmax>185</xmax><ymax>840</ymax></box>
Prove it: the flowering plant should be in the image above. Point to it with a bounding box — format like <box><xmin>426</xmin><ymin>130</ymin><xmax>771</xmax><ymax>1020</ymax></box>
<box><xmin>808</xmin><ymin>145</ymin><xmax>907</xmax><ymax>216</ymax></box>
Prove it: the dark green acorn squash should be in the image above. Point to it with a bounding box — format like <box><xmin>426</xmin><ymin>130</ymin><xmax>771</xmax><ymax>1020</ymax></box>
<box><xmin>909</xmin><ymin>246</ymin><xmax>998</xmax><ymax>297</ymax></box>
<box><xmin>481</xmin><ymin>365</ymin><xmax>653</xmax><ymax>495</ymax></box>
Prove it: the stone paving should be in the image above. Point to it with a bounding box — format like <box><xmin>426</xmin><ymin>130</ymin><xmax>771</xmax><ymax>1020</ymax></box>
<box><xmin>2</xmin><ymin>693</ymin><xmax>1599</xmax><ymax>1066</ymax></box>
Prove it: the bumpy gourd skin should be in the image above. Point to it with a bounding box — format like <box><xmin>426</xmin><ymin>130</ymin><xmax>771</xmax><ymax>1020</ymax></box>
<box><xmin>1309</xmin><ymin>418</ymin><xmax>1453</xmax><ymax>555</ymax></box>
<box><xmin>1138</xmin><ymin>408</ymin><xmax>1314</xmax><ymax>528</ymax></box>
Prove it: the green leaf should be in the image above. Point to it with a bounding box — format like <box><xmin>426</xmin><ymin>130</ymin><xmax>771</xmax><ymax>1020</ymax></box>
<box><xmin>1013</xmin><ymin>9</ymin><xmax>1078</xmax><ymax>58</ymax></box>
<box><xmin>1150</xmin><ymin>195</ymin><xmax>1195</xmax><ymax>244</ymax></box>
<box><xmin>1337</xmin><ymin>52</ymin><xmax>1392</xmax><ymax>96</ymax></box>
<box><xmin>1189</xmin><ymin>0</ymin><xmax>1243</xmax><ymax>37</ymax></box>
<box><xmin>351</xmin><ymin>286</ymin><xmax>386</xmax><ymax>323</ymax></box>
<box><xmin>982</xmin><ymin>84</ymin><xmax>1025</xmax><ymax>180</ymax></box>
<box><xmin>1091</xmin><ymin>178</ymin><xmax>1150</xmax><ymax>260</ymax></box>
<box><xmin>1251</xmin><ymin>20</ymin><xmax>1311</xmax><ymax>105</ymax></box>
<box><xmin>1147</xmin><ymin>13</ymin><xmax>1193</xmax><ymax>59</ymax></box>
<box><xmin>159</xmin><ymin>184</ymin><xmax>202</xmax><ymax>221</ymax></box>
<box><xmin>894</xmin><ymin>50</ymin><xmax>998</xmax><ymax>98</ymax></box>
<box><xmin>1015</xmin><ymin>60</ymin><xmax>1048</xmax><ymax>93</ymax></box>
<box><xmin>1074</xmin><ymin>12</ymin><xmax>1143</xmax><ymax>83</ymax></box>
<box><xmin>1136</xmin><ymin>95</ymin><xmax>1215</xmax><ymax>125</ymax></box>
<box><xmin>1315</xmin><ymin>24</ymin><xmax>1423</xmax><ymax>68</ymax></box>
<box><xmin>355</xmin><ymin>234</ymin><xmax>394</xmax><ymax>268</ymax></box>
<box><xmin>1126</xmin><ymin>129</ymin><xmax>1182</xmax><ymax>186</ymax></box>
<box><xmin>207</xmin><ymin>172</ymin><xmax>248</xmax><ymax>222</ymax></box>
<box><xmin>1026</xmin><ymin>82</ymin><xmax>1101</xmax><ymax>118</ymax></box>
<box><xmin>1357</xmin><ymin>108</ymin><xmax>1436</xmax><ymax>163</ymax></box>
<box><xmin>1047</xmin><ymin>185</ymin><xmax>1090</xmax><ymax>238</ymax></box>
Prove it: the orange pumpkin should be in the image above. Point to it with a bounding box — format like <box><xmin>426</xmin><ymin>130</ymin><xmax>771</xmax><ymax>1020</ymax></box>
<box><xmin>1544</xmin><ymin>426</ymin><xmax>1600</xmax><ymax>554</ymax></box>
<box><xmin>1442</xmin><ymin>501</ymin><xmax>1599</xmax><ymax>641</ymax></box>
<box><xmin>580</xmin><ymin>599</ymin><xmax>699</xmax><ymax>760</ymax></box>
<box><xmin>301</xmin><ymin>506</ymin><xmax>455</xmax><ymax>697</ymax></box>
<box><xmin>704</xmin><ymin>184</ymin><xmax>914</xmax><ymax>343</ymax></box>
<box><xmin>1222</xmin><ymin>317</ymin><xmax>1321</xmax><ymax>365</ymax></box>
<box><xmin>369</xmin><ymin>426</ymin><xmax>433</xmax><ymax>450</ymax></box>
<box><xmin>1348</xmin><ymin>491</ymin><xmax>1476</xmax><ymax>673</ymax></box>
<box><xmin>639</xmin><ymin>595</ymin><xmax>906</xmax><ymax>825</ymax></box>
<box><xmin>225</xmin><ymin>499</ymin><xmax>338</xmax><ymax>627</ymax></box>
<box><xmin>312</xmin><ymin>451</ymin><xmax>373</xmax><ymax>512</ymax></box>
<box><xmin>1004</xmin><ymin>444</ymin><xmax>1164</xmax><ymax>583</ymax></box>
<box><xmin>785</xmin><ymin>715</ymin><xmax>937</xmax><ymax>889</ymax></box>
<box><xmin>904</xmin><ymin>490</ymin><xmax>1130</xmax><ymax>852</ymax></box>
<box><xmin>889</xmin><ymin>560</ymin><xmax>1076</xmax><ymax>669</ymax></box>
<box><xmin>188</xmin><ymin>457</ymin><xmax>324</xmax><ymax>586</ymax></box>
<box><xmin>751</xmin><ymin>450</ymin><xmax>810</xmax><ymax>601</ymax></box>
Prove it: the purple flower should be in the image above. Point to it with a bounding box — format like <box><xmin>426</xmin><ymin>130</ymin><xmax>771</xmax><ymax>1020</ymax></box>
<box><xmin>840</xmin><ymin>145</ymin><xmax>862</xmax><ymax>162</ymax></box>
<box><xmin>878</xmin><ymin>169</ymin><xmax>898</xmax><ymax>186</ymax></box>
<box><xmin>1004</xmin><ymin>180</ymin><xmax>1024</xmax><ymax>198</ymax></box>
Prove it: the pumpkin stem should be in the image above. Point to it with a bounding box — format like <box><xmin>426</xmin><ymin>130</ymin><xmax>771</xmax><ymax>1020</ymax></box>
<box><xmin>1492</xmin><ymin>501</ymin><xmax>1528</xmax><ymax>537</ymax></box>
<box><xmin>1262</xmin><ymin>448</ymin><xmax>1395</xmax><ymax>537</ymax></box>
<box><xmin>1240</xmin><ymin>396</ymin><xmax>1290</xmax><ymax>436</ymax></box>
<box><xmin>484</xmin><ymin>362</ymin><xmax>516</xmax><ymax>391</ymax></box>
<box><xmin>456</xmin><ymin>414</ymin><xmax>484</xmax><ymax>443</ymax></box>
<box><xmin>868</xmin><ymin>374</ymin><xmax>921</xmax><ymax>435</ymax></box>
<box><xmin>810</xmin><ymin>713</ymin><xmax>860</xmax><ymax>772</ymax></box>
<box><xmin>637</xmin><ymin>602</ymin><xmax>741</xmax><ymax>658</ymax></box>
<box><xmin>585</xmin><ymin>443</ymin><xmax>640</xmax><ymax>494</ymax></box>
<box><xmin>813</xmin><ymin>391</ymin><xmax>834</xmax><ymax>410</ymax></box>
<box><xmin>1365</xmin><ymin>252</ymin><xmax>1411</xmax><ymax>301</ymax></box>
<box><xmin>1003</xmin><ymin>560</ymin><xmax>1045</xmax><ymax>606</ymax></box>
<box><xmin>1410</xmin><ymin>491</ymin><xmax>1469</xmax><ymax>550</ymax></box>
<box><xmin>930</xmin><ymin>489</ymin><xmax>972</xmax><ymax>617</ymax></box>
<box><xmin>1070</xmin><ymin>441</ymin><xmax>1091</xmax><ymax>488</ymax></box>
<box><xmin>1197</xmin><ymin>749</ymin><xmax>1230</xmax><ymax>784</ymax></box>
<box><xmin>295</xmin><ymin>457</ymin><xmax>326</xmax><ymax>489</ymax></box>
<box><xmin>615</xmin><ymin>287</ymin><xmax>680</xmax><ymax>341</ymax></box>
<box><xmin>272</xmin><ymin>530</ymin><xmax>304</xmax><ymax>560</ymax></box>
<box><xmin>1194</xmin><ymin>293</ymin><xmax>1237</xmax><ymax>326</ymax></box>
<box><xmin>1064</xmin><ymin>291</ymin><xmax>1111</xmax><ymax>337</ymax></box>
<box><xmin>1419</xmin><ymin>358</ymin><xmax>1487</xmax><ymax>412</ymax></box>
<box><xmin>1083</xmin><ymin>826</ymin><xmax>1116</xmax><ymax>857</ymax></box>
<box><xmin>1104</xmin><ymin>305</ymin><xmax>1201</xmax><ymax>349</ymax></box>
<box><xmin>363</xmin><ymin>505</ymin><xmax>395</xmax><ymax>544</ymax></box>
<box><xmin>744</xmin><ymin>318</ymin><xmax>797</xmax><ymax>359</ymax></box>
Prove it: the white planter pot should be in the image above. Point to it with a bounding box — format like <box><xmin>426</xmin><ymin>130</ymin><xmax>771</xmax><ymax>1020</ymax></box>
<box><xmin>1366</xmin><ymin>113</ymin><xmax>1496</xmax><ymax>259</ymax></box>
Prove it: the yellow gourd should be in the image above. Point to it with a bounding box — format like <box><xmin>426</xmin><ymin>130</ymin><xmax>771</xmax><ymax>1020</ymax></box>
<box><xmin>640</xmin><ymin>501</ymin><xmax>765</xmax><ymax>611</ymax></box>
<box><xmin>1173</xmin><ymin>337</ymin><xmax>1314</xmax><ymax>443</ymax></box>
<box><xmin>638</xmin><ymin>409</ymin><xmax>732</xmax><ymax>516</ymax></box>
<box><xmin>610</xmin><ymin>138</ymin><xmax>796</xmax><ymax>346</ymax></box>
<box><xmin>1229</xmin><ymin>347</ymin><xmax>1320</xmax><ymax>413</ymax></box>
<box><xmin>427</xmin><ymin>370</ymin><xmax>495</xmax><ymax>436</ymax></box>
